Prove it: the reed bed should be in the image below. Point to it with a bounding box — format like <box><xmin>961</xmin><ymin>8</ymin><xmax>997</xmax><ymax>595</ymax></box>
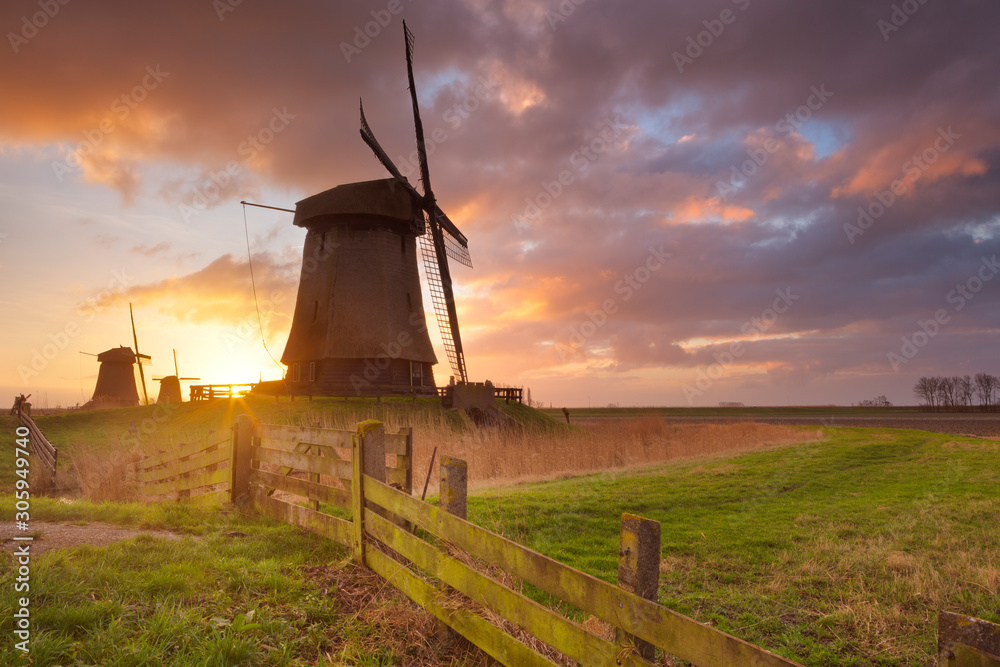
<box><xmin>312</xmin><ymin>410</ymin><xmax>821</xmax><ymax>494</ymax></box>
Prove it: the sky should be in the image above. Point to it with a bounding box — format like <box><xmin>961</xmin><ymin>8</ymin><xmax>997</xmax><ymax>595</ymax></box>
<box><xmin>1</xmin><ymin>0</ymin><xmax>998</xmax><ymax>409</ymax></box>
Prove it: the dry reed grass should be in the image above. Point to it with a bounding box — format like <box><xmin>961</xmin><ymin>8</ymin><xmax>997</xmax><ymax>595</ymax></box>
<box><xmin>429</xmin><ymin>417</ymin><xmax>817</xmax><ymax>493</ymax></box>
<box><xmin>308</xmin><ymin>410</ymin><xmax>819</xmax><ymax>493</ymax></box>
<box><xmin>65</xmin><ymin>434</ymin><xmax>147</xmax><ymax>502</ymax></box>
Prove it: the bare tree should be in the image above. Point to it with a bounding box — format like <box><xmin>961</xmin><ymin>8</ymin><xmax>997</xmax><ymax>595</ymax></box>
<box><xmin>928</xmin><ymin>376</ymin><xmax>941</xmax><ymax>410</ymax></box>
<box><xmin>914</xmin><ymin>377</ymin><xmax>935</xmax><ymax>409</ymax></box>
<box><xmin>957</xmin><ymin>375</ymin><xmax>975</xmax><ymax>409</ymax></box>
<box><xmin>935</xmin><ymin>376</ymin><xmax>953</xmax><ymax>408</ymax></box>
<box><xmin>975</xmin><ymin>373</ymin><xmax>998</xmax><ymax>409</ymax></box>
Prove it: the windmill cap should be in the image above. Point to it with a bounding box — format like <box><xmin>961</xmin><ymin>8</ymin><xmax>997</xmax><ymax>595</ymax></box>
<box><xmin>293</xmin><ymin>179</ymin><xmax>418</xmax><ymax>228</ymax></box>
<box><xmin>97</xmin><ymin>346</ymin><xmax>136</xmax><ymax>364</ymax></box>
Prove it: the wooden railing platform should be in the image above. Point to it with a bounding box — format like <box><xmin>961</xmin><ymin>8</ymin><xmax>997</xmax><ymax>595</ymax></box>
<box><xmin>189</xmin><ymin>384</ymin><xmax>254</xmax><ymax>401</ymax></box>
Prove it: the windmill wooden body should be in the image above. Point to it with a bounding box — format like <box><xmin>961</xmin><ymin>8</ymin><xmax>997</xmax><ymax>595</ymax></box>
<box><xmin>86</xmin><ymin>346</ymin><xmax>140</xmax><ymax>408</ymax></box>
<box><xmin>281</xmin><ymin>22</ymin><xmax>472</xmax><ymax>397</ymax></box>
<box><xmin>154</xmin><ymin>350</ymin><xmax>199</xmax><ymax>403</ymax></box>
<box><xmin>281</xmin><ymin>179</ymin><xmax>440</xmax><ymax>395</ymax></box>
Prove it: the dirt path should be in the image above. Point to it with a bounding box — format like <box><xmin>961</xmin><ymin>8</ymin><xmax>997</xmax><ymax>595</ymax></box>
<box><xmin>0</xmin><ymin>521</ymin><xmax>183</xmax><ymax>557</ymax></box>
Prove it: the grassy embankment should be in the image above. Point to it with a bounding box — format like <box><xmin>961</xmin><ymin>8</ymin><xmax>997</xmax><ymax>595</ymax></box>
<box><xmin>2</xmin><ymin>401</ymin><xmax>997</xmax><ymax>665</ymax></box>
<box><xmin>471</xmin><ymin>427</ymin><xmax>1000</xmax><ymax>666</ymax></box>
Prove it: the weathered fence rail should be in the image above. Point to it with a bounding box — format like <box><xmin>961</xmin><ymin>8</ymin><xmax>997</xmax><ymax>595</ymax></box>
<box><xmin>18</xmin><ymin>411</ymin><xmax>57</xmax><ymax>480</ymax></box>
<box><xmin>137</xmin><ymin>438</ymin><xmax>232</xmax><ymax>506</ymax></box>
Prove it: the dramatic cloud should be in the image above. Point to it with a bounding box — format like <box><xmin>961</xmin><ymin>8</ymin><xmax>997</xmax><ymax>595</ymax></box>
<box><xmin>82</xmin><ymin>253</ymin><xmax>298</xmax><ymax>333</ymax></box>
<box><xmin>3</xmin><ymin>0</ymin><xmax>999</xmax><ymax>405</ymax></box>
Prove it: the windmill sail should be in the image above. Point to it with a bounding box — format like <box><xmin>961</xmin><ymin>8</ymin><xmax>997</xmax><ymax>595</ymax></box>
<box><xmin>419</xmin><ymin>234</ymin><xmax>467</xmax><ymax>382</ymax></box>
<box><xmin>129</xmin><ymin>303</ymin><xmax>150</xmax><ymax>405</ymax></box>
<box><xmin>359</xmin><ymin>21</ymin><xmax>472</xmax><ymax>383</ymax></box>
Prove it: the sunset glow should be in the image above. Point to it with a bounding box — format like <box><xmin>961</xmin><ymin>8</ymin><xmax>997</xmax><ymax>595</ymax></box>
<box><xmin>2</xmin><ymin>1</ymin><xmax>998</xmax><ymax>408</ymax></box>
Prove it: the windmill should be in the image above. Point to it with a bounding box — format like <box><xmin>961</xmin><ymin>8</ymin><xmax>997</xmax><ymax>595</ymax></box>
<box><xmin>279</xmin><ymin>22</ymin><xmax>472</xmax><ymax>397</ymax></box>
<box><xmin>83</xmin><ymin>346</ymin><xmax>140</xmax><ymax>409</ymax></box>
<box><xmin>153</xmin><ymin>350</ymin><xmax>200</xmax><ymax>404</ymax></box>
<box><xmin>358</xmin><ymin>21</ymin><xmax>472</xmax><ymax>384</ymax></box>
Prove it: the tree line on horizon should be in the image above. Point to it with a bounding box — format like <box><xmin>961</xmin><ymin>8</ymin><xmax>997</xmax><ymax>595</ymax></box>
<box><xmin>913</xmin><ymin>373</ymin><xmax>999</xmax><ymax>411</ymax></box>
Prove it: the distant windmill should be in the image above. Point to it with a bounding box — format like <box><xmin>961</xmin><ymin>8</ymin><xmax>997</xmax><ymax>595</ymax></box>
<box><xmin>84</xmin><ymin>346</ymin><xmax>140</xmax><ymax>409</ymax></box>
<box><xmin>279</xmin><ymin>22</ymin><xmax>472</xmax><ymax>396</ymax></box>
<box><xmin>153</xmin><ymin>350</ymin><xmax>200</xmax><ymax>404</ymax></box>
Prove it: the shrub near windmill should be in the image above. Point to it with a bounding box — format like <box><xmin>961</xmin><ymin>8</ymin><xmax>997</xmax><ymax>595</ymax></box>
<box><xmin>280</xmin><ymin>23</ymin><xmax>484</xmax><ymax>405</ymax></box>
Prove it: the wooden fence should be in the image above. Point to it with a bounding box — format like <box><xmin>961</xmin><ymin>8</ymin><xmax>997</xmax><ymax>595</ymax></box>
<box><xmin>136</xmin><ymin>415</ymin><xmax>996</xmax><ymax>667</ymax></box>
<box><xmin>232</xmin><ymin>414</ymin><xmax>804</xmax><ymax>666</ymax></box>
<box><xmin>18</xmin><ymin>411</ymin><xmax>57</xmax><ymax>481</ymax></box>
<box><xmin>137</xmin><ymin>438</ymin><xmax>233</xmax><ymax>506</ymax></box>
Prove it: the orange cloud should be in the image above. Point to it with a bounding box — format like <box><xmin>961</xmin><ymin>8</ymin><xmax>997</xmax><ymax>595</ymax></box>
<box><xmin>672</xmin><ymin>196</ymin><xmax>755</xmax><ymax>224</ymax></box>
<box><xmin>82</xmin><ymin>253</ymin><xmax>298</xmax><ymax>331</ymax></box>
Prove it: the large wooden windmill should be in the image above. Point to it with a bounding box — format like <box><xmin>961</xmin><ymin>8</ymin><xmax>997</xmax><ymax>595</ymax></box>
<box><xmin>280</xmin><ymin>22</ymin><xmax>472</xmax><ymax>396</ymax></box>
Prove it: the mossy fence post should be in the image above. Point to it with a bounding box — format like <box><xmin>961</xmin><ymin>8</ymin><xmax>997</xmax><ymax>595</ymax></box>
<box><xmin>618</xmin><ymin>512</ymin><xmax>661</xmax><ymax>661</ymax></box>
<box><xmin>230</xmin><ymin>414</ymin><xmax>255</xmax><ymax>503</ymax></box>
<box><xmin>439</xmin><ymin>454</ymin><xmax>468</xmax><ymax>642</ymax></box>
<box><xmin>440</xmin><ymin>455</ymin><xmax>468</xmax><ymax>520</ymax></box>
<box><xmin>353</xmin><ymin>420</ymin><xmax>387</xmax><ymax>563</ymax></box>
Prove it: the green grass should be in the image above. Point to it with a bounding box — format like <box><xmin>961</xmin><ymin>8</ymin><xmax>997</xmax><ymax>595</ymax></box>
<box><xmin>0</xmin><ymin>498</ymin><xmax>476</xmax><ymax>666</ymax></box>
<box><xmin>468</xmin><ymin>428</ymin><xmax>1000</xmax><ymax>666</ymax></box>
<box><xmin>5</xmin><ymin>403</ymin><xmax>997</xmax><ymax>665</ymax></box>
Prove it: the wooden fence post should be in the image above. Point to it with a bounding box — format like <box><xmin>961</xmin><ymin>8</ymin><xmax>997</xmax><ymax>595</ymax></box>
<box><xmin>399</xmin><ymin>427</ymin><xmax>414</xmax><ymax>496</ymax></box>
<box><xmin>618</xmin><ymin>512</ymin><xmax>661</xmax><ymax>661</ymax></box>
<box><xmin>439</xmin><ymin>454</ymin><xmax>469</xmax><ymax>642</ymax></box>
<box><xmin>230</xmin><ymin>414</ymin><xmax>254</xmax><ymax>503</ymax></box>
<box><xmin>440</xmin><ymin>455</ymin><xmax>468</xmax><ymax>521</ymax></box>
<box><xmin>354</xmin><ymin>420</ymin><xmax>387</xmax><ymax>564</ymax></box>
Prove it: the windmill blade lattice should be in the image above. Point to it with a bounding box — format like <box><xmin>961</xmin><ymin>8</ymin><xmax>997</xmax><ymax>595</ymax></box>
<box><xmin>419</xmin><ymin>233</ymin><xmax>466</xmax><ymax>382</ymax></box>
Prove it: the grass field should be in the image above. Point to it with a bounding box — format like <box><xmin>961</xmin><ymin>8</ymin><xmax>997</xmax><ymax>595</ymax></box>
<box><xmin>470</xmin><ymin>427</ymin><xmax>1000</xmax><ymax>666</ymax></box>
<box><xmin>1</xmin><ymin>402</ymin><xmax>998</xmax><ymax>665</ymax></box>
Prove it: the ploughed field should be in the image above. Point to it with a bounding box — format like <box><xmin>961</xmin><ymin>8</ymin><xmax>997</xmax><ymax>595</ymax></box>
<box><xmin>560</xmin><ymin>409</ymin><xmax>1000</xmax><ymax>439</ymax></box>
